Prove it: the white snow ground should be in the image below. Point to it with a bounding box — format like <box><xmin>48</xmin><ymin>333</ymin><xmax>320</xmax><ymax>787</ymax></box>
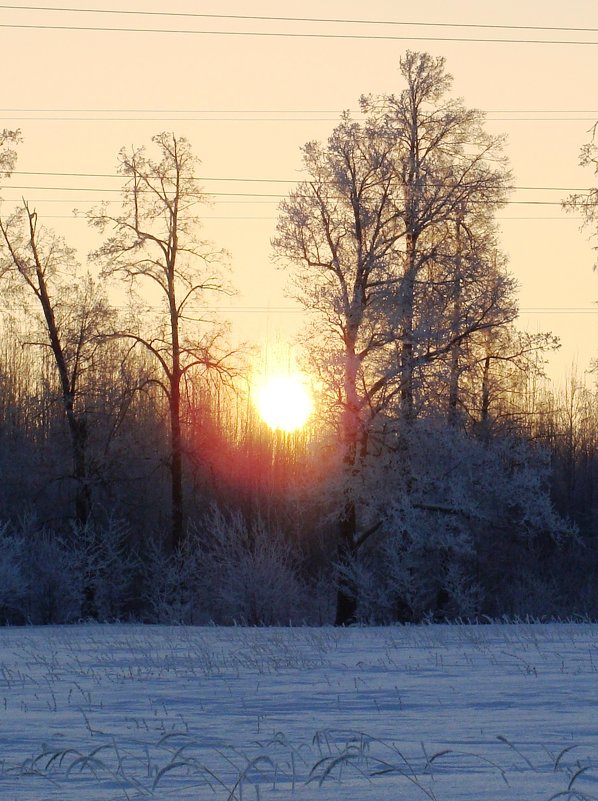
<box><xmin>0</xmin><ymin>623</ymin><xmax>597</xmax><ymax>800</ymax></box>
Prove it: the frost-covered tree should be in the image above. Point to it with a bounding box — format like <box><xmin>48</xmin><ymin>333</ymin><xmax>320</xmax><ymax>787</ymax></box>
<box><xmin>362</xmin><ymin>51</ymin><xmax>512</xmax><ymax>422</ymax></box>
<box><xmin>565</xmin><ymin>126</ymin><xmax>598</xmax><ymax>267</ymax></box>
<box><xmin>338</xmin><ymin>422</ymin><xmax>576</xmax><ymax>622</ymax></box>
<box><xmin>0</xmin><ymin>128</ymin><xmax>20</xmax><ymax>182</ymax></box>
<box><xmin>564</xmin><ymin>126</ymin><xmax>598</xmax><ymax>369</ymax></box>
<box><xmin>274</xmin><ymin>52</ymin><xmax>513</xmax><ymax>624</ymax></box>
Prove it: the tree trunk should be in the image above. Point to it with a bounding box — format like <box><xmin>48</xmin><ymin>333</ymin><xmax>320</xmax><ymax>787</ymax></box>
<box><xmin>448</xmin><ymin>217</ymin><xmax>463</xmax><ymax>427</ymax></box>
<box><xmin>401</xmin><ymin>234</ymin><xmax>416</xmax><ymax>424</ymax></box>
<box><xmin>334</xmin><ymin>342</ymin><xmax>360</xmax><ymax>625</ymax></box>
<box><xmin>447</xmin><ymin>344</ymin><xmax>461</xmax><ymax>426</ymax></box>
<box><xmin>169</xmin><ymin>376</ymin><xmax>184</xmax><ymax>553</ymax></box>
<box><xmin>335</xmin><ymin>500</ymin><xmax>358</xmax><ymax>625</ymax></box>
<box><xmin>71</xmin><ymin>415</ymin><xmax>90</xmax><ymax>524</ymax></box>
<box><xmin>27</xmin><ymin>208</ymin><xmax>91</xmax><ymax>524</ymax></box>
<box><xmin>479</xmin><ymin>353</ymin><xmax>492</xmax><ymax>443</ymax></box>
<box><xmin>168</xmin><ymin>238</ymin><xmax>184</xmax><ymax>553</ymax></box>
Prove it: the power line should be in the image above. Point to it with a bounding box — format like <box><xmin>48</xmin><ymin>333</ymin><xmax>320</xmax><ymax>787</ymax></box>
<box><xmin>34</xmin><ymin>215</ymin><xmax>584</xmax><ymax>221</ymax></box>
<box><xmin>0</xmin><ymin>305</ymin><xmax>594</xmax><ymax>315</ymax></box>
<box><xmin>3</xmin><ymin>171</ymin><xmax>594</xmax><ymax>192</ymax></box>
<box><xmin>476</xmin><ymin>110</ymin><xmax>598</xmax><ymax>114</ymax></box>
<box><xmin>0</xmin><ymin>108</ymin><xmax>597</xmax><ymax>114</ymax></box>
<box><xmin>0</xmin><ymin>198</ymin><xmax>280</xmax><ymax>203</ymax></box>
<box><xmin>0</xmin><ymin>116</ymin><xmax>350</xmax><ymax>121</ymax></box>
<box><xmin>5</xmin><ymin>191</ymin><xmax>596</xmax><ymax>206</ymax></box>
<box><xmin>0</xmin><ymin>193</ymin><xmax>589</xmax><ymax>207</ymax></box>
<box><xmin>38</xmin><ymin>215</ymin><xmax>279</xmax><ymax>220</ymax></box>
<box><xmin>0</xmin><ymin>115</ymin><xmax>595</xmax><ymax>123</ymax></box>
<box><xmin>1</xmin><ymin>6</ymin><xmax>597</xmax><ymax>35</ymax></box>
<box><xmin>498</xmin><ymin>217</ymin><xmax>583</xmax><ymax>220</ymax></box>
<box><xmin>0</xmin><ymin>21</ymin><xmax>597</xmax><ymax>45</ymax></box>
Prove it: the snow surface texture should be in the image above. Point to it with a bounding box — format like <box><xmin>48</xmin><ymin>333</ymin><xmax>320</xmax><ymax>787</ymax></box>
<box><xmin>0</xmin><ymin>623</ymin><xmax>597</xmax><ymax>800</ymax></box>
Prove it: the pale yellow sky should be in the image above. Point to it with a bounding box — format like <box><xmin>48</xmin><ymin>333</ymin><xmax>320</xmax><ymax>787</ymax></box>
<box><xmin>0</xmin><ymin>0</ymin><xmax>597</xmax><ymax>383</ymax></box>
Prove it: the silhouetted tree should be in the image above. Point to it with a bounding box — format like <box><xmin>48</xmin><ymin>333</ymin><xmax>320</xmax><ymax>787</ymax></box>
<box><xmin>89</xmin><ymin>132</ymin><xmax>230</xmax><ymax>551</ymax></box>
<box><xmin>0</xmin><ymin>203</ymin><xmax>111</xmax><ymax>523</ymax></box>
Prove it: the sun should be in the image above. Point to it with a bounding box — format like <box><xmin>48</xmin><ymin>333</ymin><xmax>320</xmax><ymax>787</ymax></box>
<box><xmin>254</xmin><ymin>373</ymin><xmax>313</xmax><ymax>433</ymax></box>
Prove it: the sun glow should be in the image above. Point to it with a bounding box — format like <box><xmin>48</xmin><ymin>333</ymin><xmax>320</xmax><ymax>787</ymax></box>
<box><xmin>254</xmin><ymin>373</ymin><xmax>313</xmax><ymax>433</ymax></box>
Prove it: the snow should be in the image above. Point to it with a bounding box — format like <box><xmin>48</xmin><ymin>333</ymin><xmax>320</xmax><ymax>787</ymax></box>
<box><xmin>0</xmin><ymin>623</ymin><xmax>597</xmax><ymax>800</ymax></box>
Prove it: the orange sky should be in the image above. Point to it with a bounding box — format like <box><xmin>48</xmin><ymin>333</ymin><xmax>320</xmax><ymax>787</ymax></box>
<box><xmin>0</xmin><ymin>0</ymin><xmax>597</xmax><ymax>384</ymax></box>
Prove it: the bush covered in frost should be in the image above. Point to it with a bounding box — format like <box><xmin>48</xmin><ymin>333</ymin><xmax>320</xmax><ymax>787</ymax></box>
<box><xmin>338</xmin><ymin>422</ymin><xmax>578</xmax><ymax>623</ymax></box>
<box><xmin>142</xmin><ymin>505</ymin><xmax>328</xmax><ymax>625</ymax></box>
<box><xmin>0</xmin><ymin>516</ymin><xmax>138</xmax><ymax>624</ymax></box>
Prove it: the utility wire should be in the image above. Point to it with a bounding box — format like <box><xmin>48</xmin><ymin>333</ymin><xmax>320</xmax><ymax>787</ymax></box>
<box><xmin>0</xmin><ymin>186</ymin><xmax>591</xmax><ymax>205</ymax></box>
<box><xmin>0</xmin><ymin>303</ymin><xmax>594</xmax><ymax>313</ymax></box>
<box><xmin>3</xmin><ymin>171</ymin><xmax>594</xmax><ymax>192</ymax></box>
<box><xmin>0</xmin><ymin>21</ymin><xmax>597</xmax><ymax>45</ymax></box>
<box><xmin>1</xmin><ymin>6</ymin><xmax>597</xmax><ymax>35</ymax></box>
<box><xmin>0</xmin><ymin>107</ymin><xmax>596</xmax><ymax>114</ymax></box>
<box><xmin>0</xmin><ymin>115</ymin><xmax>595</xmax><ymax>122</ymax></box>
<box><xmin>0</xmin><ymin>197</ymin><xmax>589</xmax><ymax>207</ymax></box>
<box><xmin>35</xmin><ymin>215</ymin><xmax>584</xmax><ymax>221</ymax></box>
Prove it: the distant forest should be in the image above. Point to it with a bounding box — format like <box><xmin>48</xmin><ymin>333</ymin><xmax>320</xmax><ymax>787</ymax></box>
<box><xmin>0</xmin><ymin>52</ymin><xmax>596</xmax><ymax>626</ymax></box>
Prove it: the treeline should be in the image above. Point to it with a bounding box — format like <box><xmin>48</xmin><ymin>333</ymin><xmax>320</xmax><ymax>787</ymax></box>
<box><xmin>0</xmin><ymin>319</ymin><xmax>329</xmax><ymax>624</ymax></box>
<box><xmin>0</xmin><ymin>51</ymin><xmax>597</xmax><ymax>625</ymax></box>
<box><xmin>0</xmin><ymin>323</ymin><xmax>596</xmax><ymax>625</ymax></box>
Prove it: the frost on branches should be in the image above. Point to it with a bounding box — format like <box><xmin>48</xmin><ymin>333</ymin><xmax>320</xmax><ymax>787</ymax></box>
<box><xmin>336</xmin><ymin>422</ymin><xmax>576</xmax><ymax>623</ymax></box>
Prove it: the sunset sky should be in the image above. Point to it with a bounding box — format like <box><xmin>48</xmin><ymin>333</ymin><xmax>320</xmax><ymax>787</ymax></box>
<box><xmin>1</xmin><ymin>0</ymin><xmax>597</xmax><ymax>383</ymax></box>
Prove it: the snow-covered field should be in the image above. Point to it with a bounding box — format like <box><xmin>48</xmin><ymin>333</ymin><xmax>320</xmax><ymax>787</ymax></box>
<box><xmin>1</xmin><ymin>623</ymin><xmax>597</xmax><ymax>800</ymax></box>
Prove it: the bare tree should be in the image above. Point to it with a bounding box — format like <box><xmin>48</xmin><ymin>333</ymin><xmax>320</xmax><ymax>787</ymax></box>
<box><xmin>467</xmin><ymin>327</ymin><xmax>559</xmax><ymax>442</ymax></box>
<box><xmin>0</xmin><ymin>203</ymin><xmax>111</xmax><ymax>522</ymax></box>
<box><xmin>89</xmin><ymin>132</ymin><xmax>230</xmax><ymax>552</ymax></box>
